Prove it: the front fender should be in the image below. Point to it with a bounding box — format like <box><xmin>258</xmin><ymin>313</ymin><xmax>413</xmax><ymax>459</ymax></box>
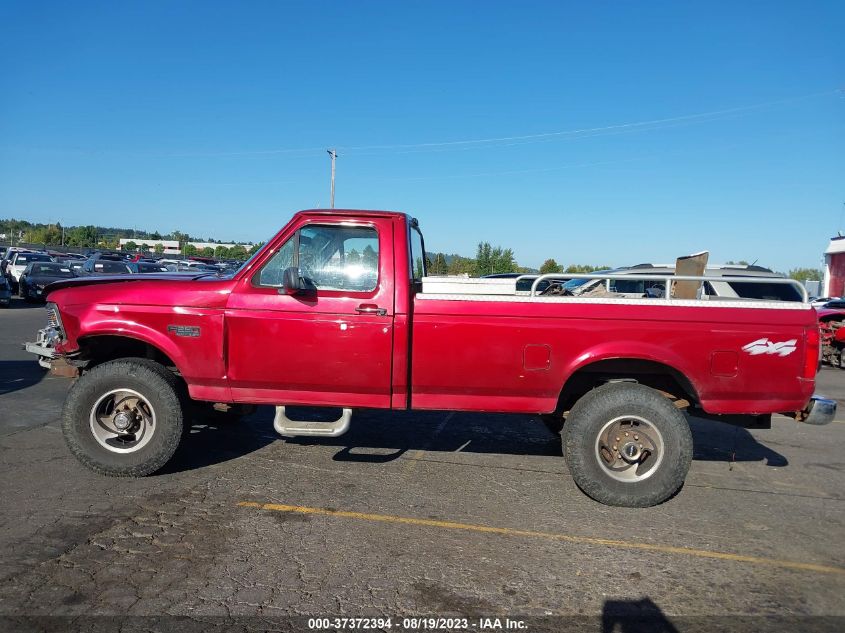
<box><xmin>56</xmin><ymin>303</ymin><xmax>228</xmax><ymax>397</ymax></box>
<box><xmin>75</xmin><ymin>320</ymin><xmax>189</xmax><ymax>372</ymax></box>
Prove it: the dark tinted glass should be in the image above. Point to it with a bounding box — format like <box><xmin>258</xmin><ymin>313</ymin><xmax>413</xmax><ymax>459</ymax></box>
<box><xmin>726</xmin><ymin>281</ymin><xmax>802</xmax><ymax>302</ymax></box>
<box><xmin>16</xmin><ymin>253</ymin><xmax>51</xmax><ymax>264</ymax></box>
<box><xmin>93</xmin><ymin>261</ymin><xmax>130</xmax><ymax>274</ymax></box>
<box><xmin>136</xmin><ymin>263</ymin><xmax>168</xmax><ymax>273</ymax></box>
<box><xmin>31</xmin><ymin>263</ymin><xmax>74</xmax><ymax>277</ymax></box>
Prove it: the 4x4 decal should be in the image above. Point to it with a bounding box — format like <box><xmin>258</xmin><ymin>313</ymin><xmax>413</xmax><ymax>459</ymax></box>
<box><xmin>742</xmin><ymin>338</ymin><xmax>797</xmax><ymax>357</ymax></box>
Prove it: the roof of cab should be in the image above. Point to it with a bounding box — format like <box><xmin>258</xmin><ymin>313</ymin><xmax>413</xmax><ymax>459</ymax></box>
<box><xmin>297</xmin><ymin>209</ymin><xmax>409</xmax><ymax>220</ymax></box>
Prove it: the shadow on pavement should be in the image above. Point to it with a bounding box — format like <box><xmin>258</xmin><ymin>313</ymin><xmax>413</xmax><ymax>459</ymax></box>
<box><xmin>602</xmin><ymin>597</ymin><xmax>680</xmax><ymax>633</ymax></box>
<box><xmin>0</xmin><ymin>360</ymin><xmax>48</xmax><ymax>396</ymax></box>
<box><xmin>689</xmin><ymin>416</ymin><xmax>788</xmax><ymax>466</ymax></box>
<box><xmin>156</xmin><ymin>405</ymin><xmax>789</xmax><ymax>474</ymax></box>
<box><xmin>158</xmin><ymin>412</ymin><xmax>277</xmax><ymax>475</ymax></box>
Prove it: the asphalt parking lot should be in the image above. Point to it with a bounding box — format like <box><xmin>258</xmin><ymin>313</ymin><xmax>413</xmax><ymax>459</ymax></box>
<box><xmin>1</xmin><ymin>297</ymin><xmax>844</xmax><ymax>631</ymax></box>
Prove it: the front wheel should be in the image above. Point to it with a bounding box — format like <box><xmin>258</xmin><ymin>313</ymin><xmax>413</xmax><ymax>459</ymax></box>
<box><xmin>62</xmin><ymin>358</ymin><xmax>185</xmax><ymax>476</ymax></box>
<box><xmin>563</xmin><ymin>382</ymin><xmax>693</xmax><ymax>507</ymax></box>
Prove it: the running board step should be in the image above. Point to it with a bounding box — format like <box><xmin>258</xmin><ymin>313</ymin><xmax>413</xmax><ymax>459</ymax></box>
<box><xmin>273</xmin><ymin>406</ymin><xmax>352</xmax><ymax>438</ymax></box>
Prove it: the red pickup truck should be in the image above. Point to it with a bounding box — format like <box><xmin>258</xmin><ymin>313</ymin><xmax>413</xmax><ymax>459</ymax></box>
<box><xmin>26</xmin><ymin>209</ymin><xmax>834</xmax><ymax>507</ymax></box>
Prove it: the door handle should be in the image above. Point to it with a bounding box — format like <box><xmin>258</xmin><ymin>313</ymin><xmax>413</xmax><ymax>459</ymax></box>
<box><xmin>355</xmin><ymin>304</ymin><xmax>387</xmax><ymax>316</ymax></box>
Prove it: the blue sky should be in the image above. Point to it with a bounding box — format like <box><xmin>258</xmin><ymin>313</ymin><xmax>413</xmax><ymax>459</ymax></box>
<box><xmin>1</xmin><ymin>1</ymin><xmax>842</xmax><ymax>271</ymax></box>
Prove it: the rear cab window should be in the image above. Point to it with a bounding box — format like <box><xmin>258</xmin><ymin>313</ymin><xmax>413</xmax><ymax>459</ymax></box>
<box><xmin>409</xmin><ymin>219</ymin><xmax>426</xmax><ymax>287</ymax></box>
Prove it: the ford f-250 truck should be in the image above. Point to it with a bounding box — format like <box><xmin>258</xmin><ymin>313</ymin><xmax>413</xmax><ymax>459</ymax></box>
<box><xmin>25</xmin><ymin>209</ymin><xmax>835</xmax><ymax>507</ymax></box>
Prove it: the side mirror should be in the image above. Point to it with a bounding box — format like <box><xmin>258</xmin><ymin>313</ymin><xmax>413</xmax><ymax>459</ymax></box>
<box><xmin>282</xmin><ymin>267</ymin><xmax>303</xmax><ymax>295</ymax></box>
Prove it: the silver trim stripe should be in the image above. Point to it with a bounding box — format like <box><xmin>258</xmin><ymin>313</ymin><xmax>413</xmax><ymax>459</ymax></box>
<box><xmin>416</xmin><ymin>293</ymin><xmax>811</xmax><ymax>310</ymax></box>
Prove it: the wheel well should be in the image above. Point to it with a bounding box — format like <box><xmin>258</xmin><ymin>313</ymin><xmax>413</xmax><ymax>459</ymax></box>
<box><xmin>557</xmin><ymin>358</ymin><xmax>699</xmax><ymax>414</ymax></box>
<box><xmin>75</xmin><ymin>335</ymin><xmax>178</xmax><ymax>373</ymax></box>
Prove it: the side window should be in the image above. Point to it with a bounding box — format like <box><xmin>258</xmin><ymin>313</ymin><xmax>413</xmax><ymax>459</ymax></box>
<box><xmin>256</xmin><ymin>237</ymin><xmax>296</xmax><ymax>287</ymax></box>
<box><xmin>256</xmin><ymin>225</ymin><xmax>379</xmax><ymax>292</ymax></box>
<box><xmin>300</xmin><ymin>225</ymin><xmax>378</xmax><ymax>291</ymax></box>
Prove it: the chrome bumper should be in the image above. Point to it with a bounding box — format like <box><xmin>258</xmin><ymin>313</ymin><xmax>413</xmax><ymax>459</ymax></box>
<box><xmin>798</xmin><ymin>396</ymin><xmax>837</xmax><ymax>426</ymax></box>
<box><xmin>24</xmin><ymin>327</ymin><xmax>60</xmax><ymax>369</ymax></box>
<box><xmin>24</xmin><ymin>341</ymin><xmax>56</xmax><ymax>368</ymax></box>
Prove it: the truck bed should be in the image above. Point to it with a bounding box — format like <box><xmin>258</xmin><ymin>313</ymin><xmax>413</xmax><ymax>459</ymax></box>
<box><xmin>411</xmin><ymin>276</ymin><xmax>816</xmax><ymax>416</ymax></box>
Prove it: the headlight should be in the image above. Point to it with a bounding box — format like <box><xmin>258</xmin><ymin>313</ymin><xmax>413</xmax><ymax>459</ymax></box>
<box><xmin>45</xmin><ymin>302</ymin><xmax>65</xmax><ymax>339</ymax></box>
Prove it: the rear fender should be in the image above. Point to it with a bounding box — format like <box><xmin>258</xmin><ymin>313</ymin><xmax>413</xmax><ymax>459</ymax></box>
<box><xmin>559</xmin><ymin>341</ymin><xmax>700</xmax><ymax>405</ymax></box>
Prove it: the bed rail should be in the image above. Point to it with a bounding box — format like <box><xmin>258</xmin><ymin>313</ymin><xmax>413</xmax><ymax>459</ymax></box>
<box><xmin>514</xmin><ymin>273</ymin><xmax>808</xmax><ymax>302</ymax></box>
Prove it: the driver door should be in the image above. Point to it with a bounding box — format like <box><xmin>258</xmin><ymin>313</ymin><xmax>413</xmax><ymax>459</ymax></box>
<box><xmin>225</xmin><ymin>216</ymin><xmax>395</xmax><ymax>408</ymax></box>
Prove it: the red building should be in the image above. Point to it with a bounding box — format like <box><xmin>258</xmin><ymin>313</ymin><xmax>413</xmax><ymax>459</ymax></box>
<box><xmin>823</xmin><ymin>236</ymin><xmax>845</xmax><ymax>297</ymax></box>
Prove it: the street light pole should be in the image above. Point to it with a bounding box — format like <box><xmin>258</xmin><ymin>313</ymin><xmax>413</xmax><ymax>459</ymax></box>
<box><xmin>327</xmin><ymin>149</ymin><xmax>337</xmax><ymax>208</ymax></box>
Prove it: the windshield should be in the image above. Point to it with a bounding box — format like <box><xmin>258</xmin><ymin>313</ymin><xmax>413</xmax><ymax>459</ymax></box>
<box><xmin>136</xmin><ymin>263</ymin><xmax>169</xmax><ymax>273</ymax></box>
<box><xmin>16</xmin><ymin>254</ymin><xmax>52</xmax><ymax>264</ymax></box>
<box><xmin>562</xmin><ymin>269</ymin><xmax>614</xmax><ymax>290</ymax></box>
<box><xmin>30</xmin><ymin>263</ymin><xmax>74</xmax><ymax>277</ymax></box>
<box><xmin>725</xmin><ymin>281</ymin><xmax>803</xmax><ymax>302</ymax></box>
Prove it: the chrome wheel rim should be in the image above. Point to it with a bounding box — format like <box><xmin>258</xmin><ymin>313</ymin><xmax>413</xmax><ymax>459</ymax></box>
<box><xmin>89</xmin><ymin>388</ymin><xmax>156</xmax><ymax>453</ymax></box>
<box><xmin>594</xmin><ymin>415</ymin><xmax>664</xmax><ymax>482</ymax></box>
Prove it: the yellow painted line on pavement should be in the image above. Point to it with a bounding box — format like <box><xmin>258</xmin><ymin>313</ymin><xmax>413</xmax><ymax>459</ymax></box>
<box><xmin>238</xmin><ymin>501</ymin><xmax>844</xmax><ymax>576</ymax></box>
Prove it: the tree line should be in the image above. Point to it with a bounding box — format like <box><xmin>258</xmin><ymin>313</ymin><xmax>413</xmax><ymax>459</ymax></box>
<box><xmin>424</xmin><ymin>243</ymin><xmax>610</xmax><ymax>277</ymax></box>
<box><xmin>1</xmin><ymin>219</ymin><xmax>259</xmax><ymax>261</ymax></box>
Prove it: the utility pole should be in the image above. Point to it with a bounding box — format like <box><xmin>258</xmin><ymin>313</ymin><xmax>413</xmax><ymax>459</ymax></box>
<box><xmin>327</xmin><ymin>149</ymin><xmax>337</xmax><ymax>208</ymax></box>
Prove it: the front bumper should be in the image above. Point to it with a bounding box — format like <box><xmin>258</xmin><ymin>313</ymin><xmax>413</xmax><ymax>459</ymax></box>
<box><xmin>24</xmin><ymin>341</ymin><xmax>56</xmax><ymax>369</ymax></box>
<box><xmin>798</xmin><ymin>396</ymin><xmax>837</xmax><ymax>426</ymax></box>
<box><xmin>24</xmin><ymin>326</ymin><xmax>61</xmax><ymax>369</ymax></box>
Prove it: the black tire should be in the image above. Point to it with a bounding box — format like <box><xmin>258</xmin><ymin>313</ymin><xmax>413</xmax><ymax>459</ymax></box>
<box><xmin>562</xmin><ymin>382</ymin><xmax>693</xmax><ymax>507</ymax></box>
<box><xmin>62</xmin><ymin>358</ymin><xmax>185</xmax><ymax>476</ymax></box>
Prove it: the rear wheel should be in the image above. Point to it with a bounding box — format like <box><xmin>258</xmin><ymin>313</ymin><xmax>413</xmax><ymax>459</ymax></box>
<box><xmin>62</xmin><ymin>358</ymin><xmax>185</xmax><ymax>476</ymax></box>
<box><xmin>563</xmin><ymin>382</ymin><xmax>692</xmax><ymax>507</ymax></box>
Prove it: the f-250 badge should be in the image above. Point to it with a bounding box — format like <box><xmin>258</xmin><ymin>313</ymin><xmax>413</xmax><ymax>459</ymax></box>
<box><xmin>167</xmin><ymin>325</ymin><xmax>201</xmax><ymax>338</ymax></box>
<box><xmin>742</xmin><ymin>338</ymin><xmax>797</xmax><ymax>357</ymax></box>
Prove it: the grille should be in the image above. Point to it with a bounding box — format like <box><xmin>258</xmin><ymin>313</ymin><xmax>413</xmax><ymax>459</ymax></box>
<box><xmin>46</xmin><ymin>304</ymin><xmax>60</xmax><ymax>329</ymax></box>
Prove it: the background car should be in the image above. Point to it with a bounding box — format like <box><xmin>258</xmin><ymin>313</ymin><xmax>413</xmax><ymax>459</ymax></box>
<box><xmin>5</xmin><ymin>251</ymin><xmax>54</xmax><ymax>292</ymax></box>
<box><xmin>509</xmin><ymin>264</ymin><xmax>804</xmax><ymax>301</ymax></box>
<box><xmin>162</xmin><ymin>260</ymin><xmax>222</xmax><ymax>273</ymax></box>
<box><xmin>0</xmin><ymin>276</ymin><xmax>11</xmax><ymax>307</ymax></box>
<box><xmin>77</xmin><ymin>253</ymin><xmax>133</xmax><ymax>276</ymax></box>
<box><xmin>0</xmin><ymin>246</ymin><xmax>32</xmax><ymax>277</ymax></box>
<box><xmin>127</xmin><ymin>261</ymin><xmax>170</xmax><ymax>273</ymax></box>
<box><xmin>18</xmin><ymin>262</ymin><xmax>77</xmax><ymax>302</ymax></box>
<box><xmin>811</xmin><ymin>296</ymin><xmax>839</xmax><ymax>308</ymax></box>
